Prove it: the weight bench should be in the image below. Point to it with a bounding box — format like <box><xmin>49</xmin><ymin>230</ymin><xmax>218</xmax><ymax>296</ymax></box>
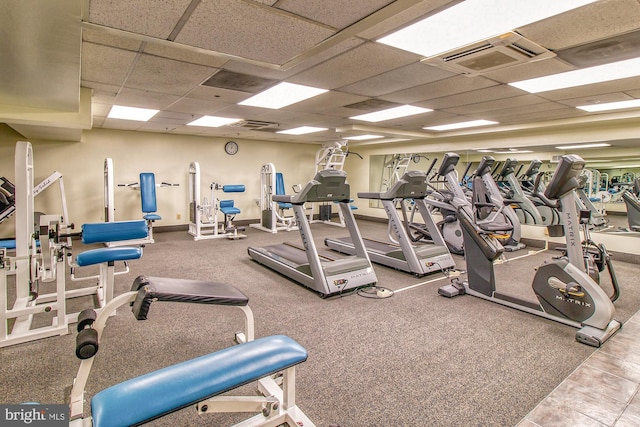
<box><xmin>69</xmin><ymin>276</ymin><xmax>313</xmax><ymax>427</ymax></box>
<box><xmin>67</xmin><ymin>220</ymin><xmax>147</xmax><ymax>318</ymax></box>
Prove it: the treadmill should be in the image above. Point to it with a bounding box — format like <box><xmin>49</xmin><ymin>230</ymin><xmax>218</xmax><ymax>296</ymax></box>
<box><xmin>325</xmin><ymin>170</ymin><xmax>455</xmax><ymax>276</ymax></box>
<box><xmin>248</xmin><ymin>169</ymin><xmax>377</xmax><ymax>297</ymax></box>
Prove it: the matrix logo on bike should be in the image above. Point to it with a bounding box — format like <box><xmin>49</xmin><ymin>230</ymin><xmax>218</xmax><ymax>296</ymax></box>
<box><xmin>1</xmin><ymin>404</ymin><xmax>67</xmax><ymax>426</ymax></box>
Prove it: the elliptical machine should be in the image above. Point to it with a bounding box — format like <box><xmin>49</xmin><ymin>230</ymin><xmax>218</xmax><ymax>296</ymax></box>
<box><xmin>439</xmin><ymin>154</ymin><xmax>621</xmax><ymax>347</ymax></box>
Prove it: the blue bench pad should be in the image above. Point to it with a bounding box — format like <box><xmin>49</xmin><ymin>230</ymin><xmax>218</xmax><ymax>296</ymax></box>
<box><xmin>76</xmin><ymin>247</ymin><xmax>142</xmax><ymax>267</ymax></box>
<box><xmin>130</xmin><ymin>275</ymin><xmax>249</xmax><ymax>320</ymax></box>
<box><xmin>90</xmin><ymin>335</ymin><xmax>307</xmax><ymax>427</ymax></box>
<box><xmin>82</xmin><ymin>220</ymin><xmax>148</xmax><ymax>244</ymax></box>
<box><xmin>144</xmin><ymin>213</ymin><xmax>162</xmax><ymax>221</ymax></box>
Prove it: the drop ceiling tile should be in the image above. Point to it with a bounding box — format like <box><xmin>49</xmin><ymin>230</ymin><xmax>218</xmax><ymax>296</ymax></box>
<box><xmin>88</xmin><ymin>0</ymin><xmax>193</xmax><ymax>39</ymax></box>
<box><xmin>276</xmin><ymin>0</ymin><xmax>393</xmax><ymax>29</ymax></box>
<box><xmin>187</xmin><ymin>85</ymin><xmax>254</xmax><ymax>104</ymax></box>
<box><xmin>519</xmin><ymin>0</ymin><xmax>640</xmax><ymax>51</ymax></box>
<box><xmin>482</xmin><ymin>58</ymin><xmax>575</xmax><ymax>84</ymax></box>
<box><xmin>557</xmin><ymin>93</ymin><xmax>635</xmax><ymax>108</ymax></box>
<box><xmin>143</xmin><ymin>43</ymin><xmax>229</xmax><ymax>68</ymax></box>
<box><xmin>442</xmin><ymin>94</ymin><xmax>547</xmax><ymax>115</ymax></box>
<box><xmin>81</xmin><ymin>43</ymin><xmax>138</xmax><ymax>86</ymax></box>
<box><xmin>532</xmin><ymin>76</ymin><xmax>640</xmax><ymax>101</ymax></box>
<box><xmin>174</xmin><ymin>0</ymin><xmax>335</xmax><ymax>65</ymax></box>
<box><xmin>115</xmin><ymin>88</ymin><xmax>181</xmax><ymax>109</ymax></box>
<box><xmin>166</xmin><ymin>97</ymin><xmax>233</xmax><ymax>116</ymax></box>
<box><xmin>382</xmin><ymin>75</ymin><xmax>499</xmax><ymax>104</ymax></box>
<box><xmin>125</xmin><ymin>54</ymin><xmax>216</xmax><ymax>96</ymax></box>
<box><xmin>356</xmin><ymin>0</ymin><xmax>452</xmax><ymax>40</ymax></box>
<box><xmin>82</xmin><ymin>81</ymin><xmax>120</xmax><ymax>102</ymax></box>
<box><xmin>290</xmin><ymin>42</ymin><xmax>419</xmax><ymax>89</ymax></box>
<box><xmin>82</xmin><ymin>28</ymin><xmax>142</xmax><ymax>51</ymax></box>
<box><xmin>340</xmin><ymin>62</ymin><xmax>453</xmax><ymax>97</ymax></box>
<box><xmin>421</xmin><ymin>85</ymin><xmax>525</xmax><ymax>110</ymax></box>
<box><xmin>280</xmin><ymin>91</ymin><xmax>368</xmax><ymax>115</ymax></box>
<box><xmin>222</xmin><ymin>37</ymin><xmax>365</xmax><ymax>80</ymax></box>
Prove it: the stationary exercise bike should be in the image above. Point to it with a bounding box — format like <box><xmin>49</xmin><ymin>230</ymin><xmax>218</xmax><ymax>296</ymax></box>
<box><xmin>439</xmin><ymin>154</ymin><xmax>621</xmax><ymax>347</ymax></box>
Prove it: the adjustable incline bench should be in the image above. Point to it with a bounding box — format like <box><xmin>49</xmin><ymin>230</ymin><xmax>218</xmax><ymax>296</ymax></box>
<box><xmin>69</xmin><ymin>276</ymin><xmax>314</xmax><ymax>427</ymax></box>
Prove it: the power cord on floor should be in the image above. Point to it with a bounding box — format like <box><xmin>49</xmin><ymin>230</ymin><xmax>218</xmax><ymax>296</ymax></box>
<box><xmin>356</xmin><ymin>285</ymin><xmax>394</xmax><ymax>299</ymax></box>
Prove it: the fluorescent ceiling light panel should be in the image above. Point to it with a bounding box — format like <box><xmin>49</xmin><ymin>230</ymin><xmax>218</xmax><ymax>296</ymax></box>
<box><xmin>344</xmin><ymin>134</ymin><xmax>384</xmax><ymax>140</ymax></box>
<box><xmin>187</xmin><ymin>116</ymin><xmax>242</xmax><ymax>127</ymax></box>
<box><xmin>493</xmin><ymin>150</ymin><xmax>533</xmax><ymax>154</ymax></box>
<box><xmin>350</xmin><ymin>105</ymin><xmax>432</xmax><ymax>122</ymax></box>
<box><xmin>107</xmin><ymin>105</ymin><xmax>159</xmax><ymax>121</ymax></box>
<box><xmin>377</xmin><ymin>0</ymin><xmax>596</xmax><ymax>58</ymax></box>
<box><xmin>277</xmin><ymin>126</ymin><xmax>328</xmax><ymax>135</ymax></box>
<box><xmin>577</xmin><ymin>99</ymin><xmax>640</xmax><ymax>112</ymax></box>
<box><xmin>511</xmin><ymin>57</ymin><xmax>640</xmax><ymax>93</ymax></box>
<box><xmin>238</xmin><ymin>82</ymin><xmax>328</xmax><ymax>109</ymax></box>
<box><xmin>425</xmin><ymin>119</ymin><xmax>498</xmax><ymax>131</ymax></box>
<box><xmin>555</xmin><ymin>143</ymin><xmax>611</xmax><ymax>150</ymax></box>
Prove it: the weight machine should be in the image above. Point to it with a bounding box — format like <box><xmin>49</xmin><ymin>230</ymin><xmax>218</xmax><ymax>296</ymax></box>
<box><xmin>188</xmin><ymin>161</ymin><xmax>246</xmax><ymax>240</ymax></box>
<box><xmin>250</xmin><ymin>163</ymin><xmax>298</xmax><ymax>233</ymax></box>
<box><xmin>104</xmin><ymin>158</ymin><xmax>178</xmax><ymax>245</ymax></box>
<box><xmin>1</xmin><ymin>142</ymin><xmax>146</xmax><ymax>348</ymax></box>
<box><xmin>307</xmin><ymin>141</ymin><xmax>360</xmax><ymax>227</ymax></box>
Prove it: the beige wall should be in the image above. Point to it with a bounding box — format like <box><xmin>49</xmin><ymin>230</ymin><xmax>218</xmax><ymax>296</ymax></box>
<box><xmin>0</xmin><ymin>127</ymin><xmax>326</xmax><ymax>237</ymax></box>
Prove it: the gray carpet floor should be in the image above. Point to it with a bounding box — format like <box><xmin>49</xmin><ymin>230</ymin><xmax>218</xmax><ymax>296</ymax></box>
<box><xmin>1</xmin><ymin>219</ymin><xmax>639</xmax><ymax>426</ymax></box>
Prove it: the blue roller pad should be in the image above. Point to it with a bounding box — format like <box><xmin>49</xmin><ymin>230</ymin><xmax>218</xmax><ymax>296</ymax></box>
<box><xmin>76</xmin><ymin>247</ymin><xmax>142</xmax><ymax>267</ymax></box>
<box><xmin>90</xmin><ymin>335</ymin><xmax>308</xmax><ymax>427</ymax></box>
<box><xmin>81</xmin><ymin>220</ymin><xmax>148</xmax><ymax>244</ymax></box>
<box><xmin>222</xmin><ymin>184</ymin><xmax>245</xmax><ymax>193</ymax></box>
<box><xmin>0</xmin><ymin>239</ymin><xmax>16</xmax><ymax>249</ymax></box>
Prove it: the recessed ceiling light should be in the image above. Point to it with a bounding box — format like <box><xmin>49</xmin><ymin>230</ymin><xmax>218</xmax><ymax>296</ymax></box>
<box><xmin>277</xmin><ymin>126</ymin><xmax>328</xmax><ymax>135</ymax></box>
<box><xmin>238</xmin><ymin>82</ymin><xmax>328</xmax><ymax>109</ymax></box>
<box><xmin>107</xmin><ymin>105</ymin><xmax>159</xmax><ymax>121</ymax></box>
<box><xmin>577</xmin><ymin>99</ymin><xmax>640</xmax><ymax>112</ymax></box>
<box><xmin>344</xmin><ymin>134</ymin><xmax>384</xmax><ymax>140</ymax></box>
<box><xmin>511</xmin><ymin>57</ymin><xmax>640</xmax><ymax>93</ymax></box>
<box><xmin>555</xmin><ymin>143</ymin><xmax>611</xmax><ymax>150</ymax></box>
<box><xmin>350</xmin><ymin>105</ymin><xmax>432</xmax><ymax>122</ymax></box>
<box><xmin>187</xmin><ymin>116</ymin><xmax>242</xmax><ymax>127</ymax></box>
<box><xmin>424</xmin><ymin>119</ymin><xmax>498</xmax><ymax>131</ymax></box>
<box><xmin>377</xmin><ymin>0</ymin><xmax>596</xmax><ymax>58</ymax></box>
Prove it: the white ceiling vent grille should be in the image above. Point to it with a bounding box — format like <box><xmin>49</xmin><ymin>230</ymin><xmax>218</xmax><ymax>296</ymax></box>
<box><xmin>421</xmin><ymin>32</ymin><xmax>555</xmax><ymax>76</ymax></box>
<box><xmin>228</xmin><ymin>120</ymin><xmax>279</xmax><ymax>130</ymax></box>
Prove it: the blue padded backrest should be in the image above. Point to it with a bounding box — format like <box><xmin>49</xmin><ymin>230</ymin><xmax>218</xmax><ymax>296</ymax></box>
<box><xmin>219</xmin><ymin>200</ymin><xmax>234</xmax><ymax>209</ymax></box>
<box><xmin>275</xmin><ymin>173</ymin><xmax>285</xmax><ymax>196</ymax></box>
<box><xmin>82</xmin><ymin>220</ymin><xmax>148</xmax><ymax>244</ymax></box>
<box><xmin>139</xmin><ymin>173</ymin><xmax>157</xmax><ymax>214</ymax></box>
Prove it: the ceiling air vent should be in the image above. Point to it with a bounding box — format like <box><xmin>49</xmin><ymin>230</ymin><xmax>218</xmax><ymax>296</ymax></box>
<box><xmin>228</xmin><ymin>120</ymin><xmax>279</xmax><ymax>130</ymax></box>
<box><xmin>421</xmin><ymin>32</ymin><xmax>555</xmax><ymax>76</ymax></box>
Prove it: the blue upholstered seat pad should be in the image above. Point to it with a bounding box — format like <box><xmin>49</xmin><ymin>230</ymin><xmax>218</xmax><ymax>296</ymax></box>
<box><xmin>220</xmin><ymin>207</ymin><xmax>241</xmax><ymax>215</ymax></box>
<box><xmin>75</xmin><ymin>246</ymin><xmax>142</xmax><ymax>267</ymax></box>
<box><xmin>130</xmin><ymin>275</ymin><xmax>249</xmax><ymax>320</ymax></box>
<box><xmin>81</xmin><ymin>220</ymin><xmax>148</xmax><ymax>244</ymax></box>
<box><xmin>90</xmin><ymin>335</ymin><xmax>308</xmax><ymax>427</ymax></box>
<box><xmin>143</xmin><ymin>213</ymin><xmax>162</xmax><ymax>221</ymax></box>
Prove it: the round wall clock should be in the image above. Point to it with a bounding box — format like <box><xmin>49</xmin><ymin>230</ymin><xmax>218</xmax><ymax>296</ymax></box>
<box><xmin>225</xmin><ymin>140</ymin><xmax>239</xmax><ymax>155</ymax></box>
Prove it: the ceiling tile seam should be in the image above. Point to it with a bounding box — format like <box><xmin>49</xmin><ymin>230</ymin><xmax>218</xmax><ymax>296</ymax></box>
<box><xmin>167</xmin><ymin>0</ymin><xmax>202</xmax><ymax>42</ymax></box>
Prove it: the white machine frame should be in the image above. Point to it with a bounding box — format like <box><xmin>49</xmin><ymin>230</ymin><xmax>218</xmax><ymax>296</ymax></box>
<box><xmin>250</xmin><ymin>163</ymin><xmax>298</xmax><ymax>234</ymax></box>
<box><xmin>188</xmin><ymin>161</ymin><xmax>246</xmax><ymax>240</ymax></box>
